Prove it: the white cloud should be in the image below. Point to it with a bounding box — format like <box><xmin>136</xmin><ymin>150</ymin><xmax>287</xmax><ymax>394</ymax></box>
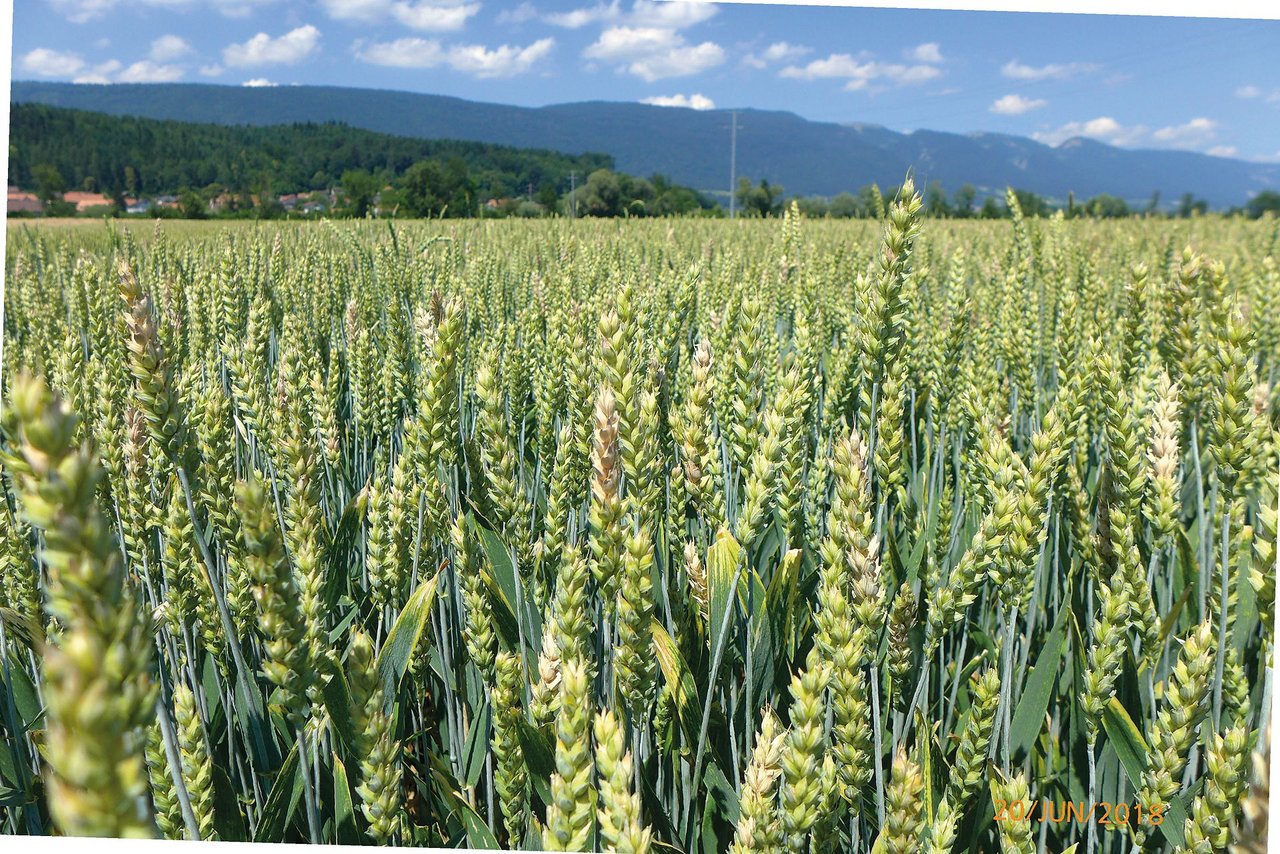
<box><xmin>19</xmin><ymin>48</ymin><xmax>86</xmax><ymax>77</ymax></box>
<box><xmin>49</xmin><ymin>0</ymin><xmax>111</xmax><ymax>22</ymax></box>
<box><xmin>50</xmin><ymin>0</ymin><xmax>275</xmax><ymax>22</ymax></box>
<box><xmin>117</xmin><ymin>59</ymin><xmax>185</xmax><ymax>82</ymax></box>
<box><xmin>1032</xmin><ymin>116</ymin><xmax>1147</xmax><ymax>147</ymax></box>
<box><xmin>320</xmin><ymin>0</ymin><xmax>479</xmax><ymax>31</ymax></box>
<box><xmin>150</xmin><ymin>34</ymin><xmax>192</xmax><ymax>62</ymax></box>
<box><xmin>1235</xmin><ymin>84</ymin><xmax>1280</xmax><ymax>104</ymax></box>
<box><xmin>546</xmin><ymin>1</ymin><xmax>619</xmax><ymax>28</ymax></box>
<box><xmin>641</xmin><ymin>92</ymin><xmax>714</xmax><ymax>109</ymax></box>
<box><xmin>242</xmin><ymin>78</ymin><xmax>279</xmax><ymax>86</ymax></box>
<box><xmin>200</xmin><ymin>63</ymin><xmax>225</xmax><ymax>76</ymax></box>
<box><xmin>73</xmin><ymin>60</ymin><xmax>123</xmax><ymax>84</ymax></box>
<box><xmin>743</xmin><ymin>41</ymin><xmax>808</xmax><ymax>69</ymax></box>
<box><xmin>780</xmin><ymin>52</ymin><xmax>940</xmax><ymax>90</ymax></box>
<box><xmin>223</xmin><ymin>25</ymin><xmax>321</xmax><ymax>67</ymax></box>
<box><xmin>497</xmin><ymin>2</ymin><xmax>539</xmax><ymax>24</ymax></box>
<box><xmin>627</xmin><ymin>42</ymin><xmax>722</xmax><ymax>81</ymax></box>
<box><xmin>357</xmin><ymin>36</ymin><xmax>556</xmax><ymax>77</ymax></box>
<box><xmin>356</xmin><ymin>38</ymin><xmax>446</xmax><ymax>67</ymax></box>
<box><xmin>584</xmin><ymin>25</ymin><xmax>723</xmax><ymax>81</ymax></box>
<box><xmin>907</xmin><ymin>42</ymin><xmax>943</xmax><ymax>64</ymax></box>
<box><xmin>446</xmin><ymin>38</ymin><xmax>556</xmax><ymax>77</ymax></box>
<box><xmin>1207</xmin><ymin>145</ymin><xmax>1238</xmax><ymax>158</ymax></box>
<box><xmin>547</xmin><ymin>0</ymin><xmax>713</xmax><ymax>30</ymax></box>
<box><xmin>628</xmin><ymin>0</ymin><xmax>716</xmax><ymax>29</ymax></box>
<box><xmin>585</xmin><ymin>26</ymin><xmax>674</xmax><ymax>59</ymax></box>
<box><xmin>989</xmin><ymin>93</ymin><xmax>1047</xmax><ymax>115</ymax></box>
<box><xmin>1151</xmin><ymin>117</ymin><xmax>1216</xmax><ymax>146</ymax></box>
<box><xmin>1002</xmin><ymin>59</ymin><xmax>1098</xmax><ymax>81</ymax></box>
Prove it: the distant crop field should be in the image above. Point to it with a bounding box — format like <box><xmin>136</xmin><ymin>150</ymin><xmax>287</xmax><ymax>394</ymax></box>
<box><xmin>1</xmin><ymin>195</ymin><xmax>1275</xmax><ymax>852</ymax></box>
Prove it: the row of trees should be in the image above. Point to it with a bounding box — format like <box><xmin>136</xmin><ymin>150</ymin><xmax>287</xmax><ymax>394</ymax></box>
<box><xmin>732</xmin><ymin>177</ymin><xmax>1278</xmax><ymax>220</ymax></box>
<box><xmin>8</xmin><ymin>103</ymin><xmax>612</xmax><ymax>210</ymax></box>
<box><xmin>15</xmin><ymin>103</ymin><xmax>1277</xmax><ymax>221</ymax></box>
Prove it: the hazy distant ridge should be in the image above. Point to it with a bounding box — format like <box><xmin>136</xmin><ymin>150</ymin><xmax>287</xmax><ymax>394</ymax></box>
<box><xmin>12</xmin><ymin>81</ymin><xmax>1279</xmax><ymax>208</ymax></box>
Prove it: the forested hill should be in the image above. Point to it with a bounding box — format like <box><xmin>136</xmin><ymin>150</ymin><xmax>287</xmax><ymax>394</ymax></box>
<box><xmin>7</xmin><ymin>102</ymin><xmax>614</xmax><ymax>200</ymax></box>
<box><xmin>13</xmin><ymin>80</ymin><xmax>1280</xmax><ymax>208</ymax></box>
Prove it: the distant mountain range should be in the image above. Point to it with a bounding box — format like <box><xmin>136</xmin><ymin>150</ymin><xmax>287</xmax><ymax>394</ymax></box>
<box><xmin>12</xmin><ymin>81</ymin><xmax>1280</xmax><ymax>209</ymax></box>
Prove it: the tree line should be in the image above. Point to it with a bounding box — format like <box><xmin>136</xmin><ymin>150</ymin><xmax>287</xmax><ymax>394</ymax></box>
<box><xmin>10</xmin><ymin>103</ymin><xmax>1279</xmax><ymax>221</ymax></box>
<box><xmin>736</xmin><ymin>177</ymin><xmax>1280</xmax><ymax>220</ymax></box>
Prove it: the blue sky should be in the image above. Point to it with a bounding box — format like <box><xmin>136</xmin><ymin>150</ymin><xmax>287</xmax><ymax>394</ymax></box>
<box><xmin>12</xmin><ymin>1</ymin><xmax>1280</xmax><ymax>162</ymax></box>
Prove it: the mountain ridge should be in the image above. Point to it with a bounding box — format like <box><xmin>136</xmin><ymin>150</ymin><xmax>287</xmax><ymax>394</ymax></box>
<box><xmin>11</xmin><ymin>80</ymin><xmax>1278</xmax><ymax>208</ymax></box>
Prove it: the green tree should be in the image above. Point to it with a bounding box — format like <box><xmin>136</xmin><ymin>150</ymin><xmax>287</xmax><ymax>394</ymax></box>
<box><xmin>179</xmin><ymin>188</ymin><xmax>207</xmax><ymax>219</ymax></box>
<box><xmin>535</xmin><ymin>183</ymin><xmax>559</xmax><ymax>212</ymax></box>
<box><xmin>341</xmin><ymin>169</ymin><xmax>380</xmax><ymax>218</ymax></box>
<box><xmin>1177</xmin><ymin>193</ymin><xmax>1208</xmax><ymax>218</ymax></box>
<box><xmin>400</xmin><ymin>160</ymin><xmax>451</xmax><ymax>217</ymax></box>
<box><xmin>735</xmin><ymin>177</ymin><xmax>784</xmax><ymax>217</ymax></box>
<box><xmin>793</xmin><ymin>196</ymin><xmax>830</xmax><ymax>218</ymax></box>
<box><xmin>829</xmin><ymin>192</ymin><xmax>862</xmax><ymax>218</ymax></box>
<box><xmin>980</xmin><ymin>196</ymin><xmax>1004</xmax><ymax>219</ymax></box>
<box><xmin>1246</xmin><ymin>190</ymin><xmax>1280</xmax><ymax>219</ymax></box>
<box><xmin>952</xmin><ymin>184</ymin><xmax>977</xmax><ymax>218</ymax></box>
<box><xmin>1010</xmin><ymin>189</ymin><xmax>1051</xmax><ymax>217</ymax></box>
<box><xmin>1083</xmin><ymin>194</ymin><xmax>1131</xmax><ymax>218</ymax></box>
<box><xmin>925</xmin><ymin>180</ymin><xmax>951</xmax><ymax>217</ymax></box>
<box><xmin>585</xmin><ymin>169</ymin><xmax>625</xmax><ymax>216</ymax></box>
<box><xmin>651</xmin><ymin>174</ymin><xmax>702</xmax><ymax>216</ymax></box>
<box><xmin>32</xmin><ymin>163</ymin><xmax>66</xmax><ymax>204</ymax></box>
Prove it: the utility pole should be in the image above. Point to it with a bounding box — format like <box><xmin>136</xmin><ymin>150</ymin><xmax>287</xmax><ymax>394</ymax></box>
<box><xmin>569</xmin><ymin>171</ymin><xmax>577</xmax><ymax>219</ymax></box>
<box><xmin>729</xmin><ymin>110</ymin><xmax>738</xmax><ymax>220</ymax></box>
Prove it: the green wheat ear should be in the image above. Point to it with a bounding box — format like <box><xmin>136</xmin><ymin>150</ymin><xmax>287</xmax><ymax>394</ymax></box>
<box><xmin>9</xmin><ymin>372</ymin><xmax>156</xmax><ymax>838</ymax></box>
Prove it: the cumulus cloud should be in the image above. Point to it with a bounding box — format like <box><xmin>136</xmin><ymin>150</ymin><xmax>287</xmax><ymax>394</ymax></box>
<box><xmin>446</xmin><ymin>38</ymin><xmax>556</xmax><ymax>77</ymax></box>
<box><xmin>1032</xmin><ymin>116</ymin><xmax>1147</xmax><ymax>147</ymax></box>
<box><xmin>545</xmin><ymin>1</ymin><xmax>618</xmax><ymax>28</ymax></box>
<box><xmin>223</xmin><ymin>25</ymin><xmax>321</xmax><ymax>68</ymax></box>
<box><xmin>356</xmin><ymin>36</ymin><xmax>555</xmax><ymax>77</ymax></box>
<box><xmin>200</xmin><ymin>64</ymin><xmax>225</xmax><ymax>76</ymax></box>
<box><xmin>628</xmin><ymin>0</ymin><xmax>716</xmax><ymax>29</ymax></box>
<box><xmin>1235</xmin><ymin>84</ymin><xmax>1280</xmax><ymax>104</ymax></box>
<box><xmin>907</xmin><ymin>42</ymin><xmax>943</xmax><ymax>64</ymax></box>
<box><xmin>641</xmin><ymin>92</ymin><xmax>714</xmax><ymax>109</ymax></box>
<box><xmin>73</xmin><ymin>60</ymin><xmax>123</xmax><ymax>84</ymax></box>
<box><xmin>779</xmin><ymin>52</ymin><xmax>940</xmax><ymax>90</ymax></box>
<box><xmin>743</xmin><ymin>41</ymin><xmax>809</xmax><ymax>69</ymax></box>
<box><xmin>19</xmin><ymin>48</ymin><xmax>86</xmax><ymax>77</ymax></box>
<box><xmin>989</xmin><ymin>93</ymin><xmax>1047</xmax><ymax>115</ymax></box>
<box><xmin>23</xmin><ymin>46</ymin><xmax>185</xmax><ymax>83</ymax></box>
<box><xmin>1002</xmin><ymin>59</ymin><xmax>1098</xmax><ymax>81</ymax></box>
<box><xmin>117</xmin><ymin>59</ymin><xmax>185</xmax><ymax>82</ymax></box>
<box><xmin>150</xmin><ymin>34</ymin><xmax>192</xmax><ymax>62</ymax></box>
<box><xmin>583</xmin><ymin>25</ymin><xmax>723</xmax><ymax>81</ymax></box>
<box><xmin>1206</xmin><ymin>145</ymin><xmax>1238</xmax><ymax>158</ymax></box>
<box><xmin>242</xmin><ymin>78</ymin><xmax>279</xmax><ymax>86</ymax></box>
<box><xmin>1151</xmin><ymin>117</ymin><xmax>1216</xmax><ymax>146</ymax></box>
<box><xmin>50</xmin><ymin>0</ymin><xmax>275</xmax><ymax>22</ymax></box>
<box><xmin>319</xmin><ymin>0</ymin><xmax>479</xmax><ymax>32</ymax></box>
<box><xmin>547</xmin><ymin>0</ymin><xmax>714</xmax><ymax>30</ymax></box>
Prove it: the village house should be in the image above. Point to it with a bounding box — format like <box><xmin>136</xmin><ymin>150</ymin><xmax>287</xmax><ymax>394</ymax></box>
<box><xmin>7</xmin><ymin>187</ymin><xmax>42</xmax><ymax>214</ymax></box>
<box><xmin>62</xmin><ymin>190</ymin><xmax>113</xmax><ymax>212</ymax></box>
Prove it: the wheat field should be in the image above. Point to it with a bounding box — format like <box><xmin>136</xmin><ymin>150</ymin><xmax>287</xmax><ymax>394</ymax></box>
<box><xmin>0</xmin><ymin>189</ymin><xmax>1276</xmax><ymax>852</ymax></box>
